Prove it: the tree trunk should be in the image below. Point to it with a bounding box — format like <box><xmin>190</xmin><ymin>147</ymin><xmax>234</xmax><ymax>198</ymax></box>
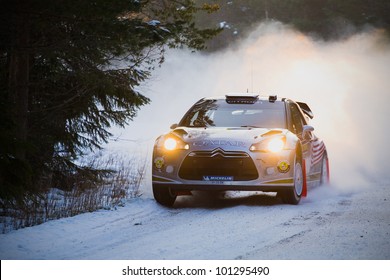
<box><xmin>8</xmin><ymin>3</ymin><xmax>31</xmax><ymax>160</ymax></box>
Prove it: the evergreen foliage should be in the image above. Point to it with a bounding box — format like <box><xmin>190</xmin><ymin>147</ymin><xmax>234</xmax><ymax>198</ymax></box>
<box><xmin>0</xmin><ymin>0</ymin><xmax>220</xmax><ymax>203</ymax></box>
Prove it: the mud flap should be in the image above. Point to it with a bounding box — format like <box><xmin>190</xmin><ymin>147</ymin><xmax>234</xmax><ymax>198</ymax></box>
<box><xmin>326</xmin><ymin>157</ymin><xmax>330</xmax><ymax>184</ymax></box>
<box><xmin>302</xmin><ymin>159</ymin><xmax>307</xmax><ymax>197</ymax></box>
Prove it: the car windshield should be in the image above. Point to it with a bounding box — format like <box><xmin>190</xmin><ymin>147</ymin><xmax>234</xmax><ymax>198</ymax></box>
<box><xmin>179</xmin><ymin>99</ymin><xmax>286</xmax><ymax>128</ymax></box>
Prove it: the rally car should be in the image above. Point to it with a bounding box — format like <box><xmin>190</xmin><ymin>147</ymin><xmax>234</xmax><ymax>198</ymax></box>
<box><xmin>152</xmin><ymin>94</ymin><xmax>329</xmax><ymax>207</ymax></box>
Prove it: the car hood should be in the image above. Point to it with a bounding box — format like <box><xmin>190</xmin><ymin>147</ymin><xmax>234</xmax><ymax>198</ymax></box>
<box><xmin>171</xmin><ymin>126</ymin><xmax>289</xmax><ymax>149</ymax></box>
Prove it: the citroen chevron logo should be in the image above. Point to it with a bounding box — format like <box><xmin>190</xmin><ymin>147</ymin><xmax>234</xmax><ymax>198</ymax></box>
<box><xmin>189</xmin><ymin>148</ymin><xmax>249</xmax><ymax>158</ymax></box>
<box><xmin>209</xmin><ymin>148</ymin><xmax>225</xmax><ymax>157</ymax></box>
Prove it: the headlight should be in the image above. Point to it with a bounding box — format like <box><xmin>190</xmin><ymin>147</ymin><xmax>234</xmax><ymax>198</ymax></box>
<box><xmin>164</xmin><ymin>138</ymin><xmax>177</xmax><ymax>150</ymax></box>
<box><xmin>250</xmin><ymin>136</ymin><xmax>286</xmax><ymax>153</ymax></box>
<box><xmin>163</xmin><ymin>137</ymin><xmax>189</xmax><ymax>151</ymax></box>
<box><xmin>267</xmin><ymin>138</ymin><xmax>284</xmax><ymax>153</ymax></box>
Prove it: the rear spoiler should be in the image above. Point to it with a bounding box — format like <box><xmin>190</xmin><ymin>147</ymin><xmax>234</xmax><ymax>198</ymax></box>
<box><xmin>297</xmin><ymin>102</ymin><xmax>314</xmax><ymax>119</ymax></box>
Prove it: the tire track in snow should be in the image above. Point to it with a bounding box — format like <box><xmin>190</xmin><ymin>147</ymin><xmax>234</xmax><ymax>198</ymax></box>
<box><xmin>1</xmin><ymin>184</ymin><xmax>389</xmax><ymax>259</ymax></box>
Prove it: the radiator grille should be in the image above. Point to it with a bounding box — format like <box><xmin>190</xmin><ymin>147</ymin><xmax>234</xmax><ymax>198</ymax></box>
<box><xmin>179</xmin><ymin>148</ymin><xmax>258</xmax><ymax>181</ymax></box>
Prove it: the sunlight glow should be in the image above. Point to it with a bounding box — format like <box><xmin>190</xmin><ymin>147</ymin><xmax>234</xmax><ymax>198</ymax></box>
<box><xmin>164</xmin><ymin>138</ymin><xmax>177</xmax><ymax>151</ymax></box>
<box><xmin>267</xmin><ymin>138</ymin><xmax>284</xmax><ymax>153</ymax></box>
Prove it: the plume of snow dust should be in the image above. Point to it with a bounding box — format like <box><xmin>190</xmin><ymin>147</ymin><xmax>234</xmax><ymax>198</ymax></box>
<box><xmin>121</xmin><ymin>21</ymin><xmax>390</xmax><ymax>195</ymax></box>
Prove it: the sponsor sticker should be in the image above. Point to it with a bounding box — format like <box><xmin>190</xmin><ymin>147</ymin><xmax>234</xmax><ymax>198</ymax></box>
<box><xmin>277</xmin><ymin>160</ymin><xmax>290</xmax><ymax>173</ymax></box>
<box><xmin>154</xmin><ymin>157</ymin><xmax>164</xmax><ymax>169</ymax></box>
<box><xmin>193</xmin><ymin>140</ymin><xmax>246</xmax><ymax>147</ymax></box>
<box><xmin>203</xmin><ymin>176</ymin><xmax>234</xmax><ymax>181</ymax></box>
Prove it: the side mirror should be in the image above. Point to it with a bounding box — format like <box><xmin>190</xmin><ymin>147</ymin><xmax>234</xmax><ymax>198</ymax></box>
<box><xmin>303</xmin><ymin>125</ymin><xmax>314</xmax><ymax>140</ymax></box>
<box><xmin>170</xmin><ymin>123</ymin><xmax>178</xmax><ymax>130</ymax></box>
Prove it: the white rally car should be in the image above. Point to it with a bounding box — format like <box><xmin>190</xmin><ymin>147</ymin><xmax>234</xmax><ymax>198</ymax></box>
<box><xmin>152</xmin><ymin>94</ymin><xmax>329</xmax><ymax>207</ymax></box>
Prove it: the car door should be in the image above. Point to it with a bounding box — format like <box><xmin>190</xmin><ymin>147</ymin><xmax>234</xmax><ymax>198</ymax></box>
<box><xmin>287</xmin><ymin>102</ymin><xmax>313</xmax><ymax>174</ymax></box>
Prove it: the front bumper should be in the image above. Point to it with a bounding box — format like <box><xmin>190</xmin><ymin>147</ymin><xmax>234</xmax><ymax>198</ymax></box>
<box><xmin>152</xmin><ymin>146</ymin><xmax>296</xmax><ymax>192</ymax></box>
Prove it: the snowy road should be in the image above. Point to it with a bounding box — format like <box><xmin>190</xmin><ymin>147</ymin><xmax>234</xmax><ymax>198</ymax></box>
<box><xmin>1</xmin><ymin>182</ymin><xmax>389</xmax><ymax>260</ymax></box>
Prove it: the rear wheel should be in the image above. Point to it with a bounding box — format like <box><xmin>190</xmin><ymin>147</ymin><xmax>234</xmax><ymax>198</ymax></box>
<box><xmin>281</xmin><ymin>156</ymin><xmax>303</xmax><ymax>205</ymax></box>
<box><xmin>153</xmin><ymin>184</ymin><xmax>177</xmax><ymax>207</ymax></box>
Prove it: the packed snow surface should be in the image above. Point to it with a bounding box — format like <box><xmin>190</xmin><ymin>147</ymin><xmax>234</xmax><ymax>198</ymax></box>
<box><xmin>0</xmin><ymin>182</ymin><xmax>389</xmax><ymax>259</ymax></box>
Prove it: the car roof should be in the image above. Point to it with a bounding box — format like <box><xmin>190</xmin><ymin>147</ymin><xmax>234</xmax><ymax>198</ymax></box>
<box><xmin>201</xmin><ymin>94</ymin><xmax>314</xmax><ymax>119</ymax></box>
<box><xmin>203</xmin><ymin>94</ymin><xmax>283</xmax><ymax>103</ymax></box>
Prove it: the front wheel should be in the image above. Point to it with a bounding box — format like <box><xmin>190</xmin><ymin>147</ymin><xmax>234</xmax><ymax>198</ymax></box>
<box><xmin>153</xmin><ymin>184</ymin><xmax>177</xmax><ymax>207</ymax></box>
<box><xmin>281</xmin><ymin>158</ymin><xmax>303</xmax><ymax>205</ymax></box>
<box><xmin>320</xmin><ymin>154</ymin><xmax>330</xmax><ymax>185</ymax></box>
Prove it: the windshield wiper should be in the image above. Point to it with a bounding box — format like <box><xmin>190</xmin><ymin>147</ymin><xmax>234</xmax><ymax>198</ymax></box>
<box><xmin>240</xmin><ymin>125</ymin><xmax>260</xmax><ymax>128</ymax></box>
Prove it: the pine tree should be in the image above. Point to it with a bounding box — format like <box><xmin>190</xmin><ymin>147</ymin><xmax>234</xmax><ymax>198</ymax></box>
<box><xmin>0</xmin><ymin>0</ymin><xmax>219</xmax><ymax>203</ymax></box>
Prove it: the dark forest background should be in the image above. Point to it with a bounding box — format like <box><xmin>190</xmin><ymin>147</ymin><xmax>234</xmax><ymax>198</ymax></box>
<box><xmin>195</xmin><ymin>0</ymin><xmax>390</xmax><ymax>50</ymax></box>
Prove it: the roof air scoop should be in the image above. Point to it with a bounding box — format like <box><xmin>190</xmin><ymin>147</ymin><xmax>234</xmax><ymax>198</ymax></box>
<box><xmin>225</xmin><ymin>95</ymin><xmax>259</xmax><ymax>104</ymax></box>
<box><xmin>269</xmin><ymin>95</ymin><xmax>277</xmax><ymax>103</ymax></box>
